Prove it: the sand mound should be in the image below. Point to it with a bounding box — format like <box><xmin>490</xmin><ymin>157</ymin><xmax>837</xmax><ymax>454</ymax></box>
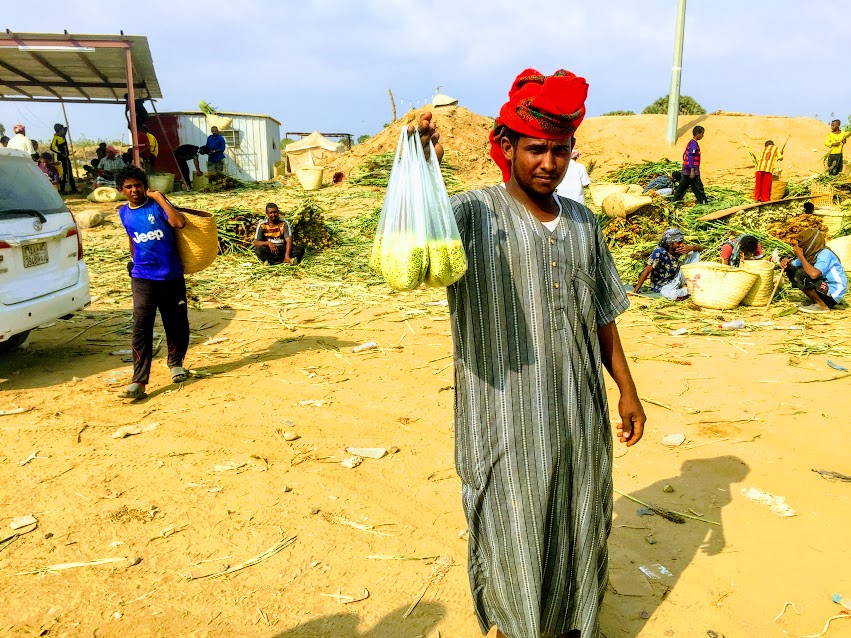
<box><xmin>330</xmin><ymin>105</ymin><xmax>502</xmax><ymax>188</ymax></box>
<box><xmin>333</xmin><ymin>110</ymin><xmax>834</xmax><ymax>190</ymax></box>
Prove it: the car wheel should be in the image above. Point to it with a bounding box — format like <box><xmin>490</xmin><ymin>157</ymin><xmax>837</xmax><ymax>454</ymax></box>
<box><xmin>0</xmin><ymin>331</ymin><xmax>31</xmax><ymax>354</ymax></box>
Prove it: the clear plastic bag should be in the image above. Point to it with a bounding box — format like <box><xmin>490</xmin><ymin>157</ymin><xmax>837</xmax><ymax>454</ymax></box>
<box><xmin>370</xmin><ymin>128</ymin><xmax>429</xmax><ymax>291</ymax></box>
<box><xmin>414</xmin><ymin>135</ymin><xmax>466</xmax><ymax>288</ymax></box>
<box><xmin>370</xmin><ymin>127</ymin><xmax>466</xmax><ymax>291</ymax></box>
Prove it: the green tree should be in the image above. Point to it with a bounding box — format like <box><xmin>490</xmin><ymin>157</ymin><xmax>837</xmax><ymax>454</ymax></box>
<box><xmin>601</xmin><ymin>110</ymin><xmax>635</xmax><ymax>116</ymax></box>
<box><xmin>357</xmin><ymin>134</ymin><xmax>370</xmax><ymax>144</ymax></box>
<box><xmin>642</xmin><ymin>95</ymin><xmax>706</xmax><ymax>115</ymax></box>
<box><xmin>0</xmin><ymin>122</ymin><xmax>5</xmax><ymax>137</ymax></box>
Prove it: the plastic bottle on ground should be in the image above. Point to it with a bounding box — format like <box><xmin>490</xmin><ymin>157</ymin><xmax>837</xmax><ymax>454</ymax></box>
<box><xmin>833</xmin><ymin>594</ymin><xmax>851</xmax><ymax>611</ymax></box>
<box><xmin>351</xmin><ymin>341</ymin><xmax>378</xmax><ymax>353</ymax></box>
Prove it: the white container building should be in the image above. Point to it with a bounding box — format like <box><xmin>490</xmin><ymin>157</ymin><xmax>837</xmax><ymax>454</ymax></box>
<box><xmin>147</xmin><ymin>111</ymin><xmax>281</xmax><ymax>183</ymax></box>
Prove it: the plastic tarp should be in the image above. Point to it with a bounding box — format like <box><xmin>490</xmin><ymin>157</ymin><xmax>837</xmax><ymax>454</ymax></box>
<box><xmin>285</xmin><ymin>131</ymin><xmax>345</xmax><ymax>172</ymax></box>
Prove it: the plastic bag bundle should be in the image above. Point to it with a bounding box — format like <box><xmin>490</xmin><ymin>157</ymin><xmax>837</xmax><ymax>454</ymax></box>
<box><xmin>370</xmin><ymin>127</ymin><xmax>466</xmax><ymax>291</ymax></box>
<box><xmin>416</xmin><ymin>133</ymin><xmax>467</xmax><ymax>288</ymax></box>
<box><xmin>370</xmin><ymin>129</ymin><xmax>429</xmax><ymax>291</ymax></box>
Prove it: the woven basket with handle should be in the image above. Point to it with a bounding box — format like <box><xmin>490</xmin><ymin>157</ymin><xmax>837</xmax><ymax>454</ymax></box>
<box><xmin>739</xmin><ymin>259</ymin><xmax>776</xmax><ymax>306</ymax></box>
<box><xmin>827</xmin><ymin>235</ymin><xmax>851</xmax><ymax>268</ymax></box>
<box><xmin>682</xmin><ymin>262</ymin><xmax>758</xmax><ymax>310</ymax></box>
<box><xmin>175</xmin><ymin>208</ymin><xmax>218</xmax><ymax>274</ymax></box>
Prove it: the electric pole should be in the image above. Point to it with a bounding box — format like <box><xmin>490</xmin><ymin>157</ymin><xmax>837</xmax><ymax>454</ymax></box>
<box><xmin>666</xmin><ymin>0</ymin><xmax>687</xmax><ymax>145</ymax></box>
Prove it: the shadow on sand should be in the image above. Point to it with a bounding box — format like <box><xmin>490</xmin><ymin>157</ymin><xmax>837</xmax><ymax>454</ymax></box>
<box><xmin>270</xmin><ymin>601</ymin><xmax>444</xmax><ymax>638</ymax></box>
<box><xmin>601</xmin><ymin>455</ymin><xmax>749</xmax><ymax>638</ymax></box>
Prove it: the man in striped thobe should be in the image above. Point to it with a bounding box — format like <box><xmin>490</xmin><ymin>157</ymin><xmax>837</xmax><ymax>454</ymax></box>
<box><xmin>415</xmin><ymin>69</ymin><xmax>646</xmax><ymax>638</ymax></box>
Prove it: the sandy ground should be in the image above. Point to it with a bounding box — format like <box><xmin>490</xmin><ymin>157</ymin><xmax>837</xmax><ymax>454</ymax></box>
<box><xmin>2</xmin><ymin>217</ymin><xmax>851</xmax><ymax>637</ymax></box>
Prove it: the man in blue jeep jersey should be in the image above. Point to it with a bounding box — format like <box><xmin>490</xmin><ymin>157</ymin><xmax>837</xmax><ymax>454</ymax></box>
<box><xmin>116</xmin><ymin>166</ymin><xmax>190</xmax><ymax>400</ymax></box>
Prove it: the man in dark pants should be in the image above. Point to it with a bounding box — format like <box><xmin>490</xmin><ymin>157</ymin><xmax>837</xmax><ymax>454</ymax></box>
<box><xmin>174</xmin><ymin>144</ymin><xmax>209</xmax><ymax>190</ymax></box>
<box><xmin>115</xmin><ymin>166</ymin><xmax>190</xmax><ymax>400</ymax></box>
<box><xmin>253</xmin><ymin>202</ymin><xmax>305</xmax><ymax>265</ymax></box>
<box><xmin>673</xmin><ymin>125</ymin><xmax>708</xmax><ymax>204</ymax></box>
<box><xmin>49</xmin><ymin>123</ymin><xmax>78</xmax><ymax>194</ymax></box>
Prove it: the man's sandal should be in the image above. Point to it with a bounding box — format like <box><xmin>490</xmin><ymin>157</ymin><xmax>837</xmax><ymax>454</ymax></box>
<box><xmin>171</xmin><ymin>367</ymin><xmax>189</xmax><ymax>383</ymax></box>
<box><xmin>118</xmin><ymin>383</ymin><xmax>147</xmax><ymax>400</ymax></box>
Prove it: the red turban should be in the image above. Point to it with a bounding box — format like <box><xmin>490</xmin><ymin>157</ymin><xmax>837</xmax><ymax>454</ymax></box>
<box><xmin>489</xmin><ymin>68</ymin><xmax>589</xmax><ymax>182</ymax></box>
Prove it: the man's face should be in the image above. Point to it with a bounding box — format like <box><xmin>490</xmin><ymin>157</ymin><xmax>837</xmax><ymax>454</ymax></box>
<box><xmin>502</xmin><ymin>135</ymin><xmax>572</xmax><ymax>197</ymax></box>
<box><xmin>831</xmin><ymin>121</ymin><xmax>841</xmax><ymax>133</ymax></box>
<box><xmin>695</xmin><ymin>131</ymin><xmax>705</xmax><ymax>140</ymax></box>
<box><xmin>266</xmin><ymin>208</ymin><xmax>280</xmax><ymax>223</ymax></box>
<box><xmin>211</xmin><ymin>127</ymin><xmax>220</xmax><ymax>137</ymax></box>
<box><xmin>121</xmin><ymin>178</ymin><xmax>147</xmax><ymax>206</ymax></box>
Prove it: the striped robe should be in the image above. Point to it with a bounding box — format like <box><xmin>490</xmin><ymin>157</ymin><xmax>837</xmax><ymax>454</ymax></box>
<box><xmin>447</xmin><ymin>186</ymin><xmax>629</xmax><ymax>638</ymax></box>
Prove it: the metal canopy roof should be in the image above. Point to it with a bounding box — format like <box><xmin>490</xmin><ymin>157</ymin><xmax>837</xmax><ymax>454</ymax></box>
<box><xmin>0</xmin><ymin>31</ymin><xmax>161</xmax><ymax>104</ymax></box>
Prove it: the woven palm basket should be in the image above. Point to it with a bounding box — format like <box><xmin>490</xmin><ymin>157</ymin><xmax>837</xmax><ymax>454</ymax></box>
<box><xmin>602</xmin><ymin>192</ymin><xmax>653</xmax><ymax>218</ymax></box>
<box><xmin>827</xmin><ymin>235</ymin><xmax>851</xmax><ymax>269</ymax></box>
<box><xmin>814</xmin><ymin>209</ymin><xmax>847</xmax><ymax>237</ymax></box>
<box><xmin>87</xmin><ymin>186</ymin><xmax>126</xmax><ymax>203</ymax></box>
<box><xmin>589</xmin><ymin>183</ymin><xmax>629</xmax><ymax>207</ymax></box>
<box><xmin>810</xmin><ymin>183</ymin><xmax>836</xmax><ymax>208</ymax></box>
<box><xmin>682</xmin><ymin>262</ymin><xmax>758</xmax><ymax>310</ymax></box>
<box><xmin>739</xmin><ymin>260</ymin><xmax>776</xmax><ymax>306</ymax></box>
<box><xmin>175</xmin><ymin>208</ymin><xmax>218</xmax><ymax>274</ymax></box>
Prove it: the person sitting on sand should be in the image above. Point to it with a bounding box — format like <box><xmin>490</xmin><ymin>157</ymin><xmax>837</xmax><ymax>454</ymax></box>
<box><xmin>95</xmin><ymin>145</ymin><xmax>127</xmax><ymax>187</ymax></box>
<box><xmin>634</xmin><ymin>228</ymin><xmax>702</xmax><ymax>300</ymax></box>
<box><xmin>643</xmin><ymin>170</ymin><xmax>682</xmax><ymax>196</ymax></box>
<box><xmin>780</xmin><ymin>228</ymin><xmax>846</xmax><ymax>314</ymax></box>
<box><xmin>720</xmin><ymin>233</ymin><xmax>763</xmax><ymax>267</ymax></box>
<box><xmin>253</xmin><ymin>202</ymin><xmax>305</xmax><ymax>265</ymax></box>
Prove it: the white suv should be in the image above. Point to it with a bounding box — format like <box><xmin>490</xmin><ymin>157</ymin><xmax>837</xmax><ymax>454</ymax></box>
<box><xmin>0</xmin><ymin>148</ymin><xmax>91</xmax><ymax>352</ymax></box>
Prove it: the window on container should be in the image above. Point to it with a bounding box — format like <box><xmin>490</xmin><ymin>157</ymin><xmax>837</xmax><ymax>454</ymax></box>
<box><xmin>220</xmin><ymin>130</ymin><xmax>241</xmax><ymax>148</ymax></box>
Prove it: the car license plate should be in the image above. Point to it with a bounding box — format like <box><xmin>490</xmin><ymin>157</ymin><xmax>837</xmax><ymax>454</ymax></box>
<box><xmin>23</xmin><ymin>243</ymin><xmax>49</xmax><ymax>268</ymax></box>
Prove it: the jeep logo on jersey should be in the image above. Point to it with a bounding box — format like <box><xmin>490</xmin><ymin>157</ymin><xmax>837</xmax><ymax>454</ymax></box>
<box><xmin>148</xmin><ymin>214</ymin><xmax>156</xmax><ymax>224</ymax></box>
<box><xmin>133</xmin><ymin>230</ymin><xmax>165</xmax><ymax>243</ymax></box>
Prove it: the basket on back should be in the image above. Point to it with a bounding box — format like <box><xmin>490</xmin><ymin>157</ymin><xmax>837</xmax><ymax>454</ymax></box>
<box><xmin>175</xmin><ymin>208</ymin><xmax>218</xmax><ymax>274</ymax></box>
<box><xmin>739</xmin><ymin>259</ymin><xmax>776</xmax><ymax>306</ymax></box>
<box><xmin>681</xmin><ymin>262</ymin><xmax>758</xmax><ymax>310</ymax></box>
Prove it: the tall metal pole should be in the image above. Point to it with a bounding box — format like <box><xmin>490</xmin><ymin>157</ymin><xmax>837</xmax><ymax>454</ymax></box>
<box><xmin>666</xmin><ymin>0</ymin><xmax>687</xmax><ymax>145</ymax></box>
<box><xmin>125</xmin><ymin>46</ymin><xmax>141</xmax><ymax>168</ymax></box>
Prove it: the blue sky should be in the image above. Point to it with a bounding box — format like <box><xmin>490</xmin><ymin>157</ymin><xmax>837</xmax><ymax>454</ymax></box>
<box><xmin>2</xmin><ymin>0</ymin><xmax>849</xmax><ymax>144</ymax></box>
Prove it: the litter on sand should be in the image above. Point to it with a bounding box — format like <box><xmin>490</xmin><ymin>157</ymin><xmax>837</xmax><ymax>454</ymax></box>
<box><xmin>775</xmin><ymin>600</ymin><xmax>851</xmax><ymax>638</ymax></box>
<box><xmin>639</xmin><ymin>564</ymin><xmax>673</xmax><ymax>579</ymax></box>
<box><xmin>19</xmin><ymin>450</ymin><xmax>48</xmax><ymax>466</ymax></box>
<box><xmin>17</xmin><ymin>556</ymin><xmax>128</xmax><ymax>575</ymax></box>
<box><xmin>404</xmin><ymin>555</ymin><xmax>454</xmax><ymax>618</ymax></box>
<box><xmin>9</xmin><ymin>515</ymin><xmax>38</xmax><ymax>530</ymax></box>
<box><xmin>345</xmin><ymin>447</ymin><xmax>387</xmax><ymax>459</ymax></box>
<box><xmin>827</xmin><ymin>360</ymin><xmax>848</xmax><ymax>372</ymax></box>
<box><xmin>320</xmin><ymin>587</ymin><xmax>370</xmax><ymax>604</ymax></box>
<box><xmin>341</xmin><ymin>455</ymin><xmax>363</xmax><ymax>469</ymax></box>
<box><xmin>0</xmin><ymin>407</ymin><xmax>28</xmax><ymax>417</ymax></box>
<box><xmin>186</xmin><ymin>535</ymin><xmax>296</xmax><ymax>580</ymax></box>
<box><xmin>813</xmin><ymin>469</ymin><xmax>851</xmax><ymax>483</ymax></box>
<box><xmin>661</xmin><ymin>433</ymin><xmax>686</xmax><ymax>447</ymax></box>
<box><xmin>112</xmin><ymin>422</ymin><xmax>159</xmax><ymax>439</ymax></box>
<box><xmin>741</xmin><ymin>487</ymin><xmax>796</xmax><ymax>517</ymax></box>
